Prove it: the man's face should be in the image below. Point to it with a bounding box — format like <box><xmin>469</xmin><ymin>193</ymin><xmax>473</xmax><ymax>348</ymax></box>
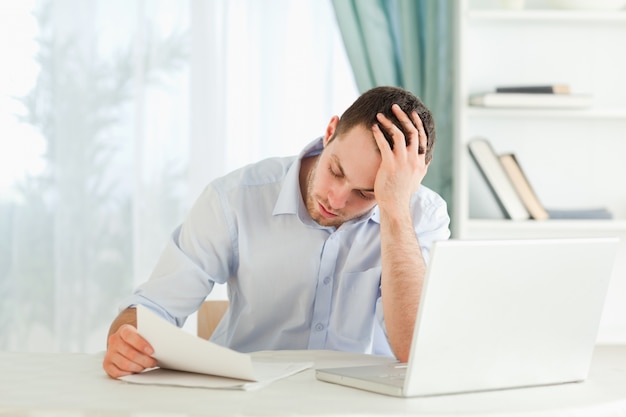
<box><xmin>305</xmin><ymin>123</ymin><xmax>381</xmax><ymax>228</ymax></box>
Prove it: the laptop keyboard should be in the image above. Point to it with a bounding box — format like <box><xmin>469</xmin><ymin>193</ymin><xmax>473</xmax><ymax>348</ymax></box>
<box><xmin>377</xmin><ymin>364</ymin><xmax>408</xmax><ymax>381</ymax></box>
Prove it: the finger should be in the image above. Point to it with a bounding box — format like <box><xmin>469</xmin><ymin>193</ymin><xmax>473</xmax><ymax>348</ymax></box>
<box><xmin>119</xmin><ymin>324</ymin><xmax>154</xmax><ymax>356</ymax></box>
<box><xmin>103</xmin><ymin>342</ymin><xmax>151</xmax><ymax>379</ymax></box>
<box><xmin>103</xmin><ymin>357</ymin><xmax>129</xmax><ymax>379</ymax></box>
<box><xmin>111</xmin><ymin>349</ymin><xmax>155</xmax><ymax>374</ymax></box>
<box><xmin>104</xmin><ymin>363</ymin><xmax>132</xmax><ymax>379</ymax></box>
<box><xmin>372</xmin><ymin>123</ymin><xmax>393</xmax><ymax>159</ymax></box>
<box><xmin>411</xmin><ymin>111</ymin><xmax>427</xmax><ymax>156</ymax></box>
<box><xmin>375</xmin><ymin>112</ymin><xmax>406</xmax><ymax>154</ymax></box>
<box><xmin>105</xmin><ymin>326</ymin><xmax>157</xmax><ymax>374</ymax></box>
<box><xmin>116</xmin><ymin>337</ymin><xmax>158</xmax><ymax>369</ymax></box>
<box><xmin>104</xmin><ymin>354</ymin><xmax>143</xmax><ymax>378</ymax></box>
<box><xmin>391</xmin><ymin>103</ymin><xmax>419</xmax><ymax>146</ymax></box>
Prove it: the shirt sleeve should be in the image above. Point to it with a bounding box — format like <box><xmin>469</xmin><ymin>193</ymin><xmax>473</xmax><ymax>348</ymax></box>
<box><xmin>119</xmin><ymin>183</ymin><xmax>236</xmax><ymax>327</ymax></box>
<box><xmin>412</xmin><ymin>196</ymin><xmax>452</xmax><ymax>265</ymax></box>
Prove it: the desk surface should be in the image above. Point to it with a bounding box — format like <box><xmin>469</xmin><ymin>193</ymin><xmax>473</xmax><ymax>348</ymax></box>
<box><xmin>1</xmin><ymin>346</ymin><xmax>626</xmax><ymax>417</ymax></box>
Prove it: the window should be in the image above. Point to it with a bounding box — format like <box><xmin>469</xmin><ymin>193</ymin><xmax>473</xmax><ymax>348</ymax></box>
<box><xmin>0</xmin><ymin>0</ymin><xmax>357</xmax><ymax>352</ymax></box>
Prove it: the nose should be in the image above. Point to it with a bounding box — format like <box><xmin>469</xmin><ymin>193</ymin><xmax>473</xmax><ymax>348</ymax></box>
<box><xmin>327</xmin><ymin>184</ymin><xmax>349</xmax><ymax>210</ymax></box>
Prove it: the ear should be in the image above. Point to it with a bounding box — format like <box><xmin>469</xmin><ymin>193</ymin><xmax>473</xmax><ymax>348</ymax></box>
<box><xmin>323</xmin><ymin>116</ymin><xmax>339</xmax><ymax>147</ymax></box>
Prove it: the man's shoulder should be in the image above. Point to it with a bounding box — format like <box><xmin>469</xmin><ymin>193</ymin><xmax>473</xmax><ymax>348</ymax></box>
<box><xmin>411</xmin><ymin>185</ymin><xmax>450</xmax><ymax>226</ymax></box>
<box><xmin>414</xmin><ymin>185</ymin><xmax>447</xmax><ymax>208</ymax></box>
<box><xmin>215</xmin><ymin>155</ymin><xmax>297</xmax><ymax>190</ymax></box>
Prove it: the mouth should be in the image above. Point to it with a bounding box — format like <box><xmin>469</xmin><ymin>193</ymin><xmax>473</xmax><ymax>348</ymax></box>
<box><xmin>317</xmin><ymin>201</ymin><xmax>338</xmax><ymax>219</ymax></box>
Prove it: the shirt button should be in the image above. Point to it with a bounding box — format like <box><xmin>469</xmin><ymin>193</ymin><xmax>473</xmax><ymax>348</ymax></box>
<box><xmin>315</xmin><ymin>323</ymin><xmax>324</xmax><ymax>331</ymax></box>
<box><xmin>323</xmin><ymin>276</ymin><xmax>331</xmax><ymax>285</ymax></box>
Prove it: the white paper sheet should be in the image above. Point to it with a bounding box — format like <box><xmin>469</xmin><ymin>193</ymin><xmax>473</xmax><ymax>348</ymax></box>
<box><xmin>119</xmin><ymin>305</ymin><xmax>312</xmax><ymax>390</ymax></box>
<box><xmin>121</xmin><ymin>362</ymin><xmax>312</xmax><ymax>391</ymax></box>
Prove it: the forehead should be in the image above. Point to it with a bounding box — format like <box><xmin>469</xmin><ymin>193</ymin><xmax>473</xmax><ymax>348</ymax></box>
<box><xmin>326</xmin><ymin>124</ymin><xmax>381</xmax><ymax>188</ymax></box>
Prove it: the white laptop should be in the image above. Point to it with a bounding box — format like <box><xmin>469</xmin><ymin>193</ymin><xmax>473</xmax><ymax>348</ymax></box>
<box><xmin>316</xmin><ymin>237</ymin><xmax>619</xmax><ymax>397</ymax></box>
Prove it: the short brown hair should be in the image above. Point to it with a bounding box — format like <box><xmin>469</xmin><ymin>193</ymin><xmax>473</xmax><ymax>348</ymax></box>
<box><xmin>334</xmin><ymin>86</ymin><xmax>436</xmax><ymax>164</ymax></box>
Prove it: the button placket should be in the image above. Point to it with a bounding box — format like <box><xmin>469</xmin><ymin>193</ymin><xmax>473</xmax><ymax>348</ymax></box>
<box><xmin>307</xmin><ymin>232</ymin><xmax>339</xmax><ymax>349</ymax></box>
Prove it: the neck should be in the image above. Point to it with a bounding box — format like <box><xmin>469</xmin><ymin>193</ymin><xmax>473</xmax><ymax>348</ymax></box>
<box><xmin>298</xmin><ymin>155</ymin><xmax>318</xmax><ymax>205</ymax></box>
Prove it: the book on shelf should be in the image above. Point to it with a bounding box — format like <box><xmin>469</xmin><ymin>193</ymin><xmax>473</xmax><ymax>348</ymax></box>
<box><xmin>469</xmin><ymin>138</ymin><xmax>614</xmax><ymax>221</ymax></box>
<box><xmin>499</xmin><ymin>153</ymin><xmax>550</xmax><ymax>220</ymax></box>
<box><xmin>499</xmin><ymin>152</ymin><xmax>613</xmax><ymax>220</ymax></box>
<box><xmin>469</xmin><ymin>158</ymin><xmax>507</xmax><ymax>220</ymax></box>
<box><xmin>469</xmin><ymin>92</ymin><xmax>593</xmax><ymax>109</ymax></box>
<box><xmin>545</xmin><ymin>208</ymin><xmax>613</xmax><ymax>220</ymax></box>
<box><xmin>495</xmin><ymin>84</ymin><xmax>570</xmax><ymax>94</ymax></box>
<box><xmin>468</xmin><ymin>138</ymin><xmax>530</xmax><ymax>221</ymax></box>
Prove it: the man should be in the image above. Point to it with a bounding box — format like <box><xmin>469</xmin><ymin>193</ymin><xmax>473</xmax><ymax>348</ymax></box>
<box><xmin>103</xmin><ymin>86</ymin><xmax>450</xmax><ymax>379</ymax></box>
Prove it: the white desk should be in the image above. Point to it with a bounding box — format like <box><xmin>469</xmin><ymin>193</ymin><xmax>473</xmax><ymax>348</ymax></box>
<box><xmin>1</xmin><ymin>346</ymin><xmax>626</xmax><ymax>416</ymax></box>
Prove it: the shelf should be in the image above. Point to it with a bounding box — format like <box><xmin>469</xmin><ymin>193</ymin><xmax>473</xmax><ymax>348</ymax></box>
<box><xmin>467</xmin><ymin>10</ymin><xmax>626</xmax><ymax>22</ymax></box>
<box><xmin>465</xmin><ymin>219</ymin><xmax>626</xmax><ymax>238</ymax></box>
<box><xmin>466</xmin><ymin>106</ymin><xmax>626</xmax><ymax>119</ymax></box>
<box><xmin>457</xmin><ymin>0</ymin><xmax>626</xmax><ymax>344</ymax></box>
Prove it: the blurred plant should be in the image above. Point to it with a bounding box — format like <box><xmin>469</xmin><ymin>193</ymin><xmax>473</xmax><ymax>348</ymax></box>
<box><xmin>0</xmin><ymin>2</ymin><xmax>189</xmax><ymax>351</ymax></box>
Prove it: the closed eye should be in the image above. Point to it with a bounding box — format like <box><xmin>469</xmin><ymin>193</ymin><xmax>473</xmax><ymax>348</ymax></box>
<box><xmin>355</xmin><ymin>189</ymin><xmax>376</xmax><ymax>200</ymax></box>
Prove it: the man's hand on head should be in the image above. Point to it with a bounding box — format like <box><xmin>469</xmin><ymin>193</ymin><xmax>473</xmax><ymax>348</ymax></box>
<box><xmin>372</xmin><ymin>104</ymin><xmax>429</xmax><ymax>215</ymax></box>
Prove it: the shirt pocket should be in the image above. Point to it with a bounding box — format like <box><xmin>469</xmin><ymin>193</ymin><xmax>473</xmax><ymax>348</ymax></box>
<box><xmin>339</xmin><ymin>266</ymin><xmax>382</xmax><ymax>299</ymax></box>
<box><xmin>332</xmin><ymin>266</ymin><xmax>382</xmax><ymax>347</ymax></box>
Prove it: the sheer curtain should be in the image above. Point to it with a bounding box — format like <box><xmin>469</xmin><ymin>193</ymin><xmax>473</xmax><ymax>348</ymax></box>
<box><xmin>0</xmin><ymin>0</ymin><xmax>358</xmax><ymax>353</ymax></box>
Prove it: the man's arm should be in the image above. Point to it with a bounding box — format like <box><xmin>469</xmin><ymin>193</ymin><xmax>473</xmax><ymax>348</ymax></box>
<box><xmin>102</xmin><ymin>307</ymin><xmax>157</xmax><ymax>379</ymax></box>
<box><xmin>378</xmin><ymin>205</ymin><xmax>426</xmax><ymax>362</ymax></box>
<box><xmin>372</xmin><ymin>104</ymin><xmax>430</xmax><ymax>362</ymax></box>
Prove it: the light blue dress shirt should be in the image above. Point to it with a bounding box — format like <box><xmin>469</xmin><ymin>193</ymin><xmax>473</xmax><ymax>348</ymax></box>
<box><xmin>122</xmin><ymin>138</ymin><xmax>450</xmax><ymax>356</ymax></box>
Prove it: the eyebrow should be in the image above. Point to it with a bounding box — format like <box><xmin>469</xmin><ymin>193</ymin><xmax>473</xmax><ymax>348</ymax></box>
<box><xmin>331</xmin><ymin>155</ymin><xmax>375</xmax><ymax>193</ymax></box>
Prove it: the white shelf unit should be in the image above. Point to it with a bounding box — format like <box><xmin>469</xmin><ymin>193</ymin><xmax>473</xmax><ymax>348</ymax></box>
<box><xmin>454</xmin><ymin>0</ymin><xmax>626</xmax><ymax>343</ymax></box>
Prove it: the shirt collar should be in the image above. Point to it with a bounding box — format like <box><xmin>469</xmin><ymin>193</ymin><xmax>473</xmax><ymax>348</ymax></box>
<box><xmin>272</xmin><ymin>137</ymin><xmax>380</xmax><ymax>226</ymax></box>
<box><xmin>273</xmin><ymin>138</ymin><xmax>323</xmax><ymax>221</ymax></box>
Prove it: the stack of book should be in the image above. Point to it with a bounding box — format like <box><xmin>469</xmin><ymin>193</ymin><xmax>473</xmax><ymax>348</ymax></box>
<box><xmin>469</xmin><ymin>84</ymin><xmax>593</xmax><ymax>109</ymax></box>
<box><xmin>468</xmin><ymin>138</ymin><xmax>613</xmax><ymax>221</ymax></box>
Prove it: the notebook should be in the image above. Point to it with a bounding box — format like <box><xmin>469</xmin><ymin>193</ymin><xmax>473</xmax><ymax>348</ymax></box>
<box><xmin>316</xmin><ymin>237</ymin><xmax>619</xmax><ymax>397</ymax></box>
